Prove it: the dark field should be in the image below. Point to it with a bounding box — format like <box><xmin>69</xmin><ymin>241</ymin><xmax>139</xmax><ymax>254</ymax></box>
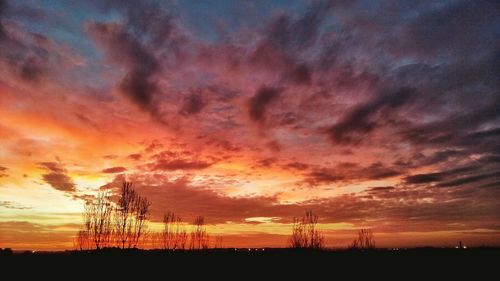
<box><xmin>1</xmin><ymin>248</ymin><xmax>498</xmax><ymax>278</ymax></box>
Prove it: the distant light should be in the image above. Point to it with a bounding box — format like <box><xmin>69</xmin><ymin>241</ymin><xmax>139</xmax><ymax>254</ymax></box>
<box><xmin>248</xmin><ymin>248</ymin><xmax>251</xmax><ymax>251</ymax></box>
<box><xmin>455</xmin><ymin>246</ymin><xmax>459</xmax><ymax>249</ymax></box>
<box><xmin>463</xmin><ymin>246</ymin><xmax>467</xmax><ymax>249</ymax></box>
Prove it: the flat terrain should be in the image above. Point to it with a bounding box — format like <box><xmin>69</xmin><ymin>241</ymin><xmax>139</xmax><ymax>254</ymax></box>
<box><xmin>1</xmin><ymin>248</ymin><xmax>498</xmax><ymax>278</ymax></box>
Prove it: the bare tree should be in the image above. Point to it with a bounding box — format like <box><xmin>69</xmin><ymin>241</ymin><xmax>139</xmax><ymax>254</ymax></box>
<box><xmin>161</xmin><ymin>211</ymin><xmax>183</xmax><ymax>250</ymax></box>
<box><xmin>74</xmin><ymin>230</ymin><xmax>90</xmax><ymax>251</ymax></box>
<box><xmin>160</xmin><ymin>211</ymin><xmax>188</xmax><ymax>250</ymax></box>
<box><xmin>82</xmin><ymin>190</ymin><xmax>113</xmax><ymax>250</ymax></box>
<box><xmin>350</xmin><ymin>229</ymin><xmax>376</xmax><ymax>250</ymax></box>
<box><xmin>129</xmin><ymin>194</ymin><xmax>151</xmax><ymax>248</ymax></box>
<box><xmin>175</xmin><ymin>225</ymin><xmax>188</xmax><ymax>250</ymax></box>
<box><xmin>289</xmin><ymin>210</ymin><xmax>324</xmax><ymax>249</ymax></box>
<box><xmin>213</xmin><ymin>235</ymin><xmax>224</xmax><ymax>249</ymax></box>
<box><xmin>75</xmin><ymin>181</ymin><xmax>151</xmax><ymax>250</ymax></box>
<box><xmin>114</xmin><ymin>181</ymin><xmax>135</xmax><ymax>248</ymax></box>
<box><xmin>113</xmin><ymin>181</ymin><xmax>150</xmax><ymax>249</ymax></box>
<box><xmin>189</xmin><ymin>216</ymin><xmax>209</xmax><ymax>250</ymax></box>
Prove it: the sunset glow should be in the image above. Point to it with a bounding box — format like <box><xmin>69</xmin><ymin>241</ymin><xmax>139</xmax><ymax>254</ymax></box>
<box><xmin>0</xmin><ymin>0</ymin><xmax>499</xmax><ymax>250</ymax></box>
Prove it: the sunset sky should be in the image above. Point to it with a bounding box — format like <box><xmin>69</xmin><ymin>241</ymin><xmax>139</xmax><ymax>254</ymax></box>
<box><xmin>0</xmin><ymin>0</ymin><xmax>499</xmax><ymax>250</ymax></box>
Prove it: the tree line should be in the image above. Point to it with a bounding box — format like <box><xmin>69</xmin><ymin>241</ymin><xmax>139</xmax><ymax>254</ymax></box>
<box><xmin>75</xmin><ymin>181</ymin><xmax>215</xmax><ymax>250</ymax></box>
<box><xmin>75</xmin><ymin>181</ymin><xmax>375</xmax><ymax>250</ymax></box>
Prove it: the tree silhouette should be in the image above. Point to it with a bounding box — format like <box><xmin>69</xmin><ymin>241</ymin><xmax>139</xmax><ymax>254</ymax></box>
<box><xmin>213</xmin><ymin>235</ymin><xmax>224</xmax><ymax>249</ymax></box>
<box><xmin>161</xmin><ymin>211</ymin><xmax>187</xmax><ymax>250</ymax></box>
<box><xmin>350</xmin><ymin>229</ymin><xmax>376</xmax><ymax>250</ymax></box>
<box><xmin>289</xmin><ymin>210</ymin><xmax>324</xmax><ymax>249</ymax></box>
<box><xmin>189</xmin><ymin>216</ymin><xmax>209</xmax><ymax>250</ymax></box>
<box><xmin>81</xmin><ymin>190</ymin><xmax>113</xmax><ymax>250</ymax></box>
<box><xmin>74</xmin><ymin>230</ymin><xmax>90</xmax><ymax>251</ymax></box>
<box><xmin>114</xmin><ymin>181</ymin><xmax>151</xmax><ymax>249</ymax></box>
<box><xmin>75</xmin><ymin>181</ymin><xmax>150</xmax><ymax>250</ymax></box>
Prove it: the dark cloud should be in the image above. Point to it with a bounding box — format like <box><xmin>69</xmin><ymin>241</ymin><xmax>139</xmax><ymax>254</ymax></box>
<box><xmin>87</xmin><ymin>22</ymin><xmax>160</xmax><ymax>115</ymax></box>
<box><xmin>304</xmin><ymin>162</ymin><xmax>401</xmax><ymax>186</ymax></box>
<box><xmin>405</xmin><ymin>173</ymin><xmax>443</xmax><ymax>184</ymax></box>
<box><xmin>0</xmin><ymin>165</ymin><xmax>7</xmax><ymax>177</ymax></box>
<box><xmin>128</xmin><ymin>153</ymin><xmax>142</xmax><ymax>161</ymax></box>
<box><xmin>38</xmin><ymin>162</ymin><xmax>64</xmax><ymax>173</ymax></box>
<box><xmin>259</xmin><ymin>0</ymin><xmax>333</xmax><ymax>54</ymax></box>
<box><xmin>436</xmin><ymin>172</ymin><xmax>500</xmax><ymax>188</ymax></box>
<box><xmin>150</xmin><ymin>159</ymin><xmax>212</xmax><ymax>171</ymax></box>
<box><xmin>305</xmin><ymin>169</ymin><xmax>345</xmax><ymax>185</ymax></box>
<box><xmin>179</xmin><ymin>90</ymin><xmax>207</xmax><ymax>116</ymax></box>
<box><xmin>248</xmin><ymin>1</ymin><xmax>334</xmax><ymax>85</ymax></box>
<box><xmin>283</xmin><ymin>162</ymin><xmax>310</xmax><ymax>171</ymax></box>
<box><xmin>363</xmin><ymin>162</ymin><xmax>401</xmax><ymax>180</ymax></box>
<box><xmin>87</xmin><ymin>1</ymin><xmax>186</xmax><ymax>123</ymax></box>
<box><xmin>266</xmin><ymin>140</ymin><xmax>282</xmax><ymax>152</ymax></box>
<box><xmin>402</xmin><ymin>99</ymin><xmax>500</xmax><ymax>147</ymax></box>
<box><xmin>419</xmin><ymin>149</ymin><xmax>462</xmax><ymax>166</ymax></box>
<box><xmin>479</xmin><ymin>154</ymin><xmax>500</xmax><ymax>164</ymax></box>
<box><xmin>102</xmin><ymin>166</ymin><xmax>127</xmax><ymax>173</ymax></box>
<box><xmin>0</xmin><ymin>0</ymin><xmax>52</xmax><ymax>82</ymax></box>
<box><xmin>248</xmin><ymin>86</ymin><xmax>282</xmax><ymax>124</ymax></box>
<box><xmin>0</xmin><ymin>0</ymin><xmax>6</xmax><ymax>39</ymax></box>
<box><xmin>287</xmin><ymin>64</ymin><xmax>311</xmax><ymax>85</ymax></box>
<box><xmin>405</xmin><ymin>165</ymin><xmax>480</xmax><ymax>184</ymax></box>
<box><xmin>256</xmin><ymin>158</ymin><xmax>276</xmax><ymax>168</ymax></box>
<box><xmin>366</xmin><ymin>186</ymin><xmax>395</xmax><ymax>194</ymax></box>
<box><xmin>211</xmin><ymin>140</ymin><xmax>242</xmax><ymax>153</ymax></box>
<box><xmin>38</xmin><ymin>162</ymin><xmax>76</xmax><ymax>193</ymax></box>
<box><xmin>478</xmin><ymin>181</ymin><xmax>500</xmax><ymax>189</ymax></box>
<box><xmin>328</xmin><ymin>87</ymin><xmax>416</xmax><ymax>144</ymax></box>
<box><xmin>398</xmin><ymin>0</ymin><xmax>499</xmax><ymax>57</ymax></box>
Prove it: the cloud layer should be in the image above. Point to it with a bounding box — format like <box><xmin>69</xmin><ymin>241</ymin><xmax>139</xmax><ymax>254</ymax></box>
<box><xmin>0</xmin><ymin>0</ymin><xmax>499</xmax><ymax>248</ymax></box>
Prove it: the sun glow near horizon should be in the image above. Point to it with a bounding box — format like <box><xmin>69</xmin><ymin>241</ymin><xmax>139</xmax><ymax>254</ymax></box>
<box><xmin>1</xmin><ymin>0</ymin><xmax>499</xmax><ymax>250</ymax></box>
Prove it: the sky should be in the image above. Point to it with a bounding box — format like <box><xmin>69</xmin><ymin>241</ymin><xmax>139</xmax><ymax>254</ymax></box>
<box><xmin>0</xmin><ymin>0</ymin><xmax>499</xmax><ymax>250</ymax></box>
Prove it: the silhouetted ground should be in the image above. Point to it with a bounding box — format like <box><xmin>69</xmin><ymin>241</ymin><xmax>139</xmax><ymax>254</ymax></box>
<box><xmin>1</xmin><ymin>247</ymin><xmax>498</xmax><ymax>278</ymax></box>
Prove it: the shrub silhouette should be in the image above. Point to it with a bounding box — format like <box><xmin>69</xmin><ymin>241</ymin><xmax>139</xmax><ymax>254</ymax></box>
<box><xmin>350</xmin><ymin>229</ymin><xmax>376</xmax><ymax>250</ymax></box>
<box><xmin>289</xmin><ymin>210</ymin><xmax>324</xmax><ymax>249</ymax></box>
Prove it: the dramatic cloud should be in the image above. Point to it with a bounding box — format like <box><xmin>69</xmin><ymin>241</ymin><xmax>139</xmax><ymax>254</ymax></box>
<box><xmin>328</xmin><ymin>87</ymin><xmax>416</xmax><ymax>144</ymax></box>
<box><xmin>248</xmin><ymin>86</ymin><xmax>282</xmax><ymax>124</ymax></box>
<box><xmin>86</xmin><ymin>0</ymin><xmax>186</xmax><ymax>123</ymax></box>
<box><xmin>405</xmin><ymin>166</ymin><xmax>480</xmax><ymax>184</ymax></box>
<box><xmin>87</xmin><ymin>22</ymin><xmax>161</xmax><ymax>115</ymax></box>
<box><xmin>179</xmin><ymin>90</ymin><xmax>207</xmax><ymax>116</ymax></box>
<box><xmin>1</xmin><ymin>0</ymin><xmax>499</xmax><ymax>248</ymax></box>
<box><xmin>100</xmin><ymin>173</ymin><xmax>499</xmax><ymax>233</ymax></box>
<box><xmin>38</xmin><ymin>162</ymin><xmax>76</xmax><ymax>193</ymax></box>
<box><xmin>102</xmin><ymin>166</ymin><xmax>127</xmax><ymax>173</ymax></box>
<box><xmin>150</xmin><ymin>159</ymin><xmax>212</xmax><ymax>171</ymax></box>
<box><xmin>304</xmin><ymin>162</ymin><xmax>401</xmax><ymax>186</ymax></box>
<box><xmin>0</xmin><ymin>0</ymin><xmax>76</xmax><ymax>83</ymax></box>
